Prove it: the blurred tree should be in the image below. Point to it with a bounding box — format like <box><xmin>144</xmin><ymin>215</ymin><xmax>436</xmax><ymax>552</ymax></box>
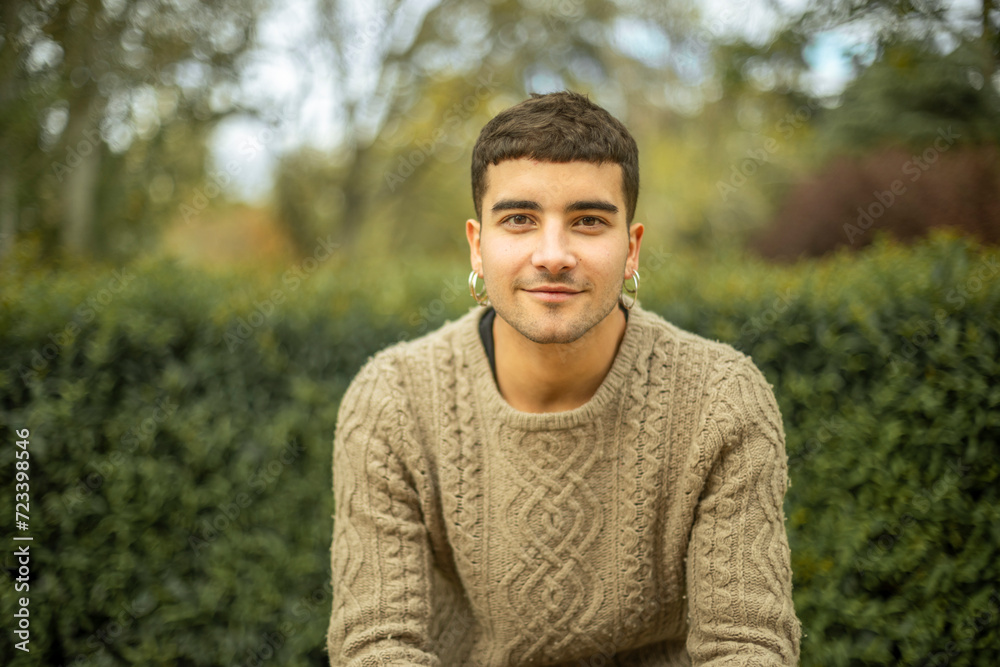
<box><xmin>271</xmin><ymin>0</ymin><xmax>997</xmax><ymax>260</ymax></box>
<box><xmin>722</xmin><ymin>0</ymin><xmax>1000</xmax><ymax>259</ymax></box>
<box><xmin>0</xmin><ymin>0</ymin><xmax>267</xmax><ymax>261</ymax></box>
<box><xmin>708</xmin><ymin>0</ymin><xmax>1000</xmax><ymax>156</ymax></box>
<box><xmin>274</xmin><ymin>0</ymin><xmax>713</xmax><ymax>257</ymax></box>
<box><xmin>273</xmin><ymin>148</ymin><xmax>348</xmax><ymax>255</ymax></box>
<box><xmin>794</xmin><ymin>0</ymin><xmax>998</xmax><ymax>80</ymax></box>
<box><xmin>815</xmin><ymin>38</ymin><xmax>1000</xmax><ymax>153</ymax></box>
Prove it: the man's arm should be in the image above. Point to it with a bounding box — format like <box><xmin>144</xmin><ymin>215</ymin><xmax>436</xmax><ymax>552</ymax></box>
<box><xmin>328</xmin><ymin>354</ymin><xmax>440</xmax><ymax>667</ymax></box>
<box><xmin>685</xmin><ymin>356</ymin><xmax>801</xmax><ymax>666</ymax></box>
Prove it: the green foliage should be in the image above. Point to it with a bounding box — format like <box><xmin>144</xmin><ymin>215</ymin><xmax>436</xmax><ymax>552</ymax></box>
<box><xmin>0</xmin><ymin>259</ymin><xmax>399</xmax><ymax>666</ymax></box>
<box><xmin>816</xmin><ymin>39</ymin><xmax>1000</xmax><ymax>155</ymax></box>
<box><xmin>1</xmin><ymin>233</ymin><xmax>998</xmax><ymax>665</ymax></box>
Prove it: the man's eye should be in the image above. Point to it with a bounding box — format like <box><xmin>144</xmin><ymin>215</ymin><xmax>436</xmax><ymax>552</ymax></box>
<box><xmin>578</xmin><ymin>217</ymin><xmax>603</xmax><ymax>227</ymax></box>
<box><xmin>504</xmin><ymin>215</ymin><xmax>531</xmax><ymax>226</ymax></box>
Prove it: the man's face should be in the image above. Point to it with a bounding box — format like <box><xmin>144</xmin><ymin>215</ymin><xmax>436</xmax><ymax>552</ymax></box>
<box><xmin>466</xmin><ymin>158</ymin><xmax>643</xmax><ymax>345</ymax></box>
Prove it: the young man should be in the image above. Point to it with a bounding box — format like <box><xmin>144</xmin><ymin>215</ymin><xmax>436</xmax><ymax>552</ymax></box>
<box><xmin>328</xmin><ymin>92</ymin><xmax>801</xmax><ymax>666</ymax></box>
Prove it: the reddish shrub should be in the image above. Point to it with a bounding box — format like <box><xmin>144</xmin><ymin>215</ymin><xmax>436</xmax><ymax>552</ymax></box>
<box><xmin>752</xmin><ymin>145</ymin><xmax>1000</xmax><ymax>260</ymax></box>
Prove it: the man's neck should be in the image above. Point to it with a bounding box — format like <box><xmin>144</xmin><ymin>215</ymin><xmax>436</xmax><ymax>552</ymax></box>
<box><xmin>493</xmin><ymin>306</ymin><xmax>628</xmax><ymax>413</ymax></box>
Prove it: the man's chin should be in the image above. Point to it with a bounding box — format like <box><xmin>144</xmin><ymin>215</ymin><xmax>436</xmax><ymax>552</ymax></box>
<box><xmin>499</xmin><ymin>311</ymin><xmax>591</xmax><ymax>346</ymax></box>
<box><xmin>524</xmin><ymin>329</ymin><xmax>585</xmax><ymax>345</ymax></box>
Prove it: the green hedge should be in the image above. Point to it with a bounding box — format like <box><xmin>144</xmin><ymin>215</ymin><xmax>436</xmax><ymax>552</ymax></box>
<box><xmin>1</xmin><ymin>233</ymin><xmax>998</xmax><ymax>666</ymax></box>
<box><xmin>0</xmin><ymin>259</ymin><xmax>397</xmax><ymax>667</ymax></box>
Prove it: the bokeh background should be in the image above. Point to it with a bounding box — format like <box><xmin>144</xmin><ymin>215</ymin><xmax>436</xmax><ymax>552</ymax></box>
<box><xmin>1</xmin><ymin>0</ymin><xmax>999</xmax><ymax>665</ymax></box>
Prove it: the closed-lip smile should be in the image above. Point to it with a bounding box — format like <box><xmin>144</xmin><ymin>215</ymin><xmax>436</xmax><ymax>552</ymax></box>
<box><xmin>526</xmin><ymin>286</ymin><xmax>580</xmax><ymax>293</ymax></box>
<box><xmin>524</xmin><ymin>285</ymin><xmax>581</xmax><ymax>302</ymax></box>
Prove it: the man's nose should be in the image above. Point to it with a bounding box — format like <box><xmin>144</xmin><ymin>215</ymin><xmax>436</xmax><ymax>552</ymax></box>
<box><xmin>531</xmin><ymin>221</ymin><xmax>577</xmax><ymax>275</ymax></box>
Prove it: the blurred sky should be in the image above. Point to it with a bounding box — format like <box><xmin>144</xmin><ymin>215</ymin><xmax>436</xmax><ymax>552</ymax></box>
<box><xmin>211</xmin><ymin>0</ymin><xmax>983</xmax><ymax>203</ymax></box>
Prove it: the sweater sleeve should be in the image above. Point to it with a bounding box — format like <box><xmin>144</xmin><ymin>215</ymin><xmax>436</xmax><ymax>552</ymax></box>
<box><xmin>685</xmin><ymin>356</ymin><xmax>801</xmax><ymax>666</ymax></box>
<box><xmin>327</xmin><ymin>353</ymin><xmax>440</xmax><ymax>667</ymax></box>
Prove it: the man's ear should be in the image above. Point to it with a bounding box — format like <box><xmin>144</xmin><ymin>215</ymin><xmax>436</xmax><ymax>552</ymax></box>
<box><xmin>466</xmin><ymin>218</ymin><xmax>483</xmax><ymax>273</ymax></box>
<box><xmin>626</xmin><ymin>222</ymin><xmax>644</xmax><ymax>277</ymax></box>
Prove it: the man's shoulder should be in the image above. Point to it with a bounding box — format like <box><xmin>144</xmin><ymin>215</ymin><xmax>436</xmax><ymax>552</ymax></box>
<box><xmin>631</xmin><ymin>306</ymin><xmax>779</xmax><ymax>425</ymax></box>
<box><xmin>630</xmin><ymin>305</ymin><xmax>777</xmax><ymax>405</ymax></box>
<box><xmin>336</xmin><ymin>307</ymin><xmax>481</xmax><ymax>433</ymax></box>
<box><xmin>632</xmin><ymin>305</ymin><xmax>750</xmax><ymax>370</ymax></box>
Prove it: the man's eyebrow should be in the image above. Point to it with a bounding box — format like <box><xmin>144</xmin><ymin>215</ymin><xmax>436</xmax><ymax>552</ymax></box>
<box><xmin>491</xmin><ymin>199</ymin><xmax>541</xmax><ymax>213</ymax></box>
<box><xmin>490</xmin><ymin>199</ymin><xmax>619</xmax><ymax>214</ymax></box>
<box><xmin>566</xmin><ymin>200</ymin><xmax>619</xmax><ymax>214</ymax></box>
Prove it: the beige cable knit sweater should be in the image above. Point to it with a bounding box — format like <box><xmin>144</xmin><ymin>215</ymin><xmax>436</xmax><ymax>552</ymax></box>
<box><xmin>328</xmin><ymin>305</ymin><xmax>801</xmax><ymax>666</ymax></box>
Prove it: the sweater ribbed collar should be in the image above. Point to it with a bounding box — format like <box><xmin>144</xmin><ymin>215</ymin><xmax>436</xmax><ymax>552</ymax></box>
<box><xmin>458</xmin><ymin>304</ymin><xmax>654</xmax><ymax>431</ymax></box>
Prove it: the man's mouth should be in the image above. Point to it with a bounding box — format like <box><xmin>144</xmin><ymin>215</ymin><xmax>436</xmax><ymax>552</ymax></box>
<box><xmin>524</xmin><ymin>286</ymin><xmax>581</xmax><ymax>301</ymax></box>
<box><xmin>527</xmin><ymin>285</ymin><xmax>580</xmax><ymax>293</ymax></box>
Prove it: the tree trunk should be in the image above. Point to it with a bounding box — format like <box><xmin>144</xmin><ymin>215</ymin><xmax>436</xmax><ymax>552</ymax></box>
<box><xmin>54</xmin><ymin>0</ymin><xmax>104</xmax><ymax>259</ymax></box>
<box><xmin>0</xmin><ymin>166</ymin><xmax>16</xmax><ymax>260</ymax></box>
<box><xmin>58</xmin><ymin>109</ymin><xmax>102</xmax><ymax>257</ymax></box>
<box><xmin>338</xmin><ymin>143</ymin><xmax>370</xmax><ymax>249</ymax></box>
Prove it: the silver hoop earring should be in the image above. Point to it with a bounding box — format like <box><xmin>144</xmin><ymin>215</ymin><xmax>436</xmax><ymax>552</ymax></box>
<box><xmin>469</xmin><ymin>270</ymin><xmax>489</xmax><ymax>307</ymax></box>
<box><xmin>620</xmin><ymin>268</ymin><xmax>639</xmax><ymax>310</ymax></box>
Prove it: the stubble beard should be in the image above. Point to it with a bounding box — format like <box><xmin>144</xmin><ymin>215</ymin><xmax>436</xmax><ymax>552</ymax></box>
<box><xmin>492</xmin><ymin>281</ymin><xmax>622</xmax><ymax>345</ymax></box>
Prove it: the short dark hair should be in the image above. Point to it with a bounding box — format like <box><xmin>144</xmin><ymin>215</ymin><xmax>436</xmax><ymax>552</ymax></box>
<box><xmin>471</xmin><ymin>91</ymin><xmax>639</xmax><ymax>224</ymax></box>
